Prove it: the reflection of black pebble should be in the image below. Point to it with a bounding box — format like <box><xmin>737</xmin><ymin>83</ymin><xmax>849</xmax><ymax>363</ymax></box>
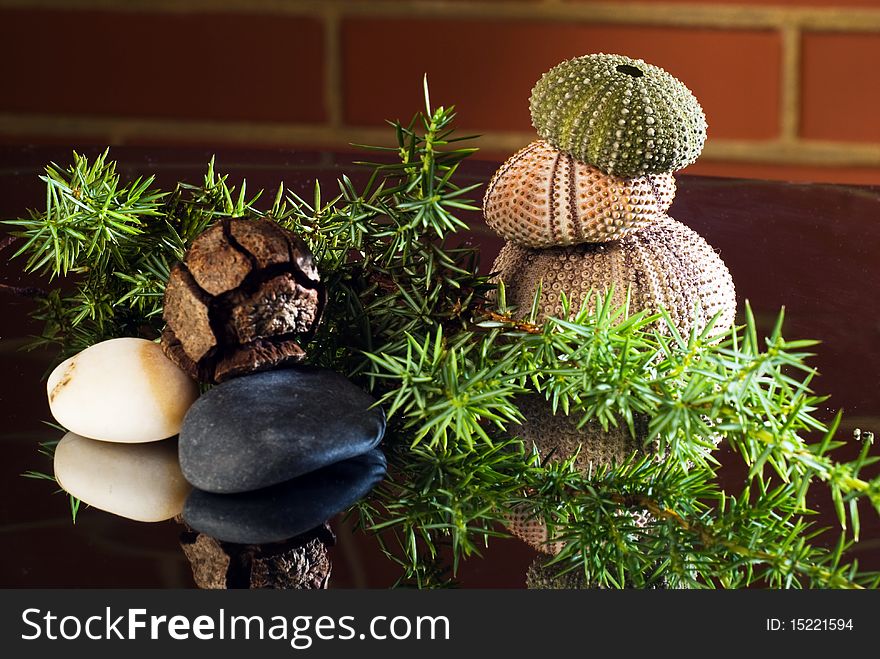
<box><xmin>183</xmin><ymin>449</ymin><xmax>387</xmax><ymax>545</ymax></box>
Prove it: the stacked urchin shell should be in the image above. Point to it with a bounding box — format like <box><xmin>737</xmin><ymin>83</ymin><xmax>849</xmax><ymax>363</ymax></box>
<box><xmin>529</xmin><ymin>53</ymin><xmax>707</xmax><ymax>177</ymax></box>
<box><xmin>492</xmin><ymin>214</ymin><xmax>736</xmax><ymax>338</ymax></box>
<box><xmin>482</xmin><ymin>53</ymin><xmax>736</xmax><ymax>558</ymax></box>
<box><xmin>483</xmin><ymin>140</ymin><xmax>676</xmax><ymax>247</ymax></box>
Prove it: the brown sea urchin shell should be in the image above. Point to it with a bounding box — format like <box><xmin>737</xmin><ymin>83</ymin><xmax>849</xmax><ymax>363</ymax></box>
<box><xmin>491</xmin><ymin>215</ymin><xmax>735</xmax><ymax>339</ymax></box>
<box><xmin>162</xmin><ymin>217</ymin><xmax>326</xmax><ymax>384</ymax></box>
<box><xmin>483</xmin><ymin>140</ymin><xmax>675</xmax><ymax>247</ymax></box>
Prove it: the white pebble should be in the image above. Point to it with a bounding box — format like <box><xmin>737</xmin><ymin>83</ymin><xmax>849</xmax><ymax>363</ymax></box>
<box><xmin>54</xmin><ymin>432</ymin><xmax>191</xmax><ymax>522</ymax></box>
<box><xmin>47</xmin><ymin>338</ymin><xmax>199</xmax><ymax>443</ymax></box>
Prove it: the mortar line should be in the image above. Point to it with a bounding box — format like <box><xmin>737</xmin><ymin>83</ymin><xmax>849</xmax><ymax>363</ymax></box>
<box><xmin>2</xmin><ymin>114</ymin><xmax>879</xmax><ymax>167</ymax></box>
<box><xmin>323</xmin><ymin>6</ymin><xmax>344</xmax><ymax>129</ymax></box>
<box><xmin>780</xmin><ymin>23</ymin><xmax>802</xmax><ymax>144</ymax></box>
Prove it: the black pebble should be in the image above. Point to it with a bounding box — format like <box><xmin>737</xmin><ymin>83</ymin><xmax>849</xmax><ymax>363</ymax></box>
<box><xmin>179</xmin><ymin>367</ymin><xmax>385</xmax><ymax>493</ymax></box>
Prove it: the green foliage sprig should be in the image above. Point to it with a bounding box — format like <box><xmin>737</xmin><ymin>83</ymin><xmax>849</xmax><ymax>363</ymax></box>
<box><xmin>4</xmin><ymin>87</ymin><xmax>879</xmax><ymax>588</ymax></box>
<box><xmin>3</xmin><ymin>151</ymin><xmax>263</xmax><ymax>356</ymax></box>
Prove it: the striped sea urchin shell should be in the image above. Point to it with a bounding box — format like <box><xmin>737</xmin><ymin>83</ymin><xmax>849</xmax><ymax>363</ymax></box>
<box><xmin>530</xmin><ymin>53</ymin><xmax>707</xmax><ymax>177</ymax></box>
<box><xmin>491</xmin><ymin>215</ymin><xmax>736</xmax><ymax>339</ymax></box>
<box><xmin>483</xmin><ymin>140</ymin><xmax>675</xmax><ymax>247</ymax></box>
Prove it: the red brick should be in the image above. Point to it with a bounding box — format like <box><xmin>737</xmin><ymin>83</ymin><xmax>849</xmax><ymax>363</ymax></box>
<box><xmin>0</xmin><ymin>10</ymin><xmax>325</xmax><ymax>123</ymax></box>
<box><xmin>801</xmin><ymin>32</ymin><xmax>880</xmax><ymax>142</ymax></box>
<box><xmin>341</xmin><ymin>19</ymin><xmax>781</xmax><ymax>140</ymax></box>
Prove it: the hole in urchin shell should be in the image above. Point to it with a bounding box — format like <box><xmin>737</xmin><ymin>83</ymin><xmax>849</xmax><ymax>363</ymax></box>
<box><xmin>616</xmin><ymin>64</ymin><xmax>644</xmax><ymax>78</ymax></box>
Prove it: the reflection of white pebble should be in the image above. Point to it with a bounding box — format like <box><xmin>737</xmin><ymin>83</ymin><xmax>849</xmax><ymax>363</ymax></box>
<box><xmin>47</xmin><ymin>337</ymin><xmax>199</xmax><ymax>443</ymax></box>
<box><xmin>53</xmin><ymin>431</ymin><xmax>191</xmax><ymax>522</ymax></box>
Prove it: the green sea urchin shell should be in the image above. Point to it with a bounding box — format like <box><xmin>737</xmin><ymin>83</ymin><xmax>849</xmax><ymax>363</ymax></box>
<box><xmin>529</xmin><ymin>53</ymin><xmax>707</xmax><ymax>176</ymax></box>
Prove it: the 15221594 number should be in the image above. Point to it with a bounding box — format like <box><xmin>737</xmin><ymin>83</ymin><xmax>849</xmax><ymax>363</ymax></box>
<box><xmin>792</xmin><ymin>619</ymin><xmax>853</xmax><ymax>631</ymax></box>
<box><xmin>766</xmin><ymin>619</ymin><xmax>854</xmax><ymax>631</ymax></box>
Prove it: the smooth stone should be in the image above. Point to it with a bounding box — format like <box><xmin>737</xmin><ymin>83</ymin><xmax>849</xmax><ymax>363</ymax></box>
<box><xmin>48</xmin><ymin>337</ymin><xmax>200</xmax><ymax>443</ymax></box>
<box><xmin>182</xmin><ymin>449</ymin><xmax>387</xmax><ymax>544</ymax></box>
<box><xmin>179</xmin><ymin>367</ymin><xmax>386</xmax><ymax>493</ymax></box>
<box><xmin>53</xmin><ymin>431</ymin><xmax>191</xmax><ymax>522</ymax></box>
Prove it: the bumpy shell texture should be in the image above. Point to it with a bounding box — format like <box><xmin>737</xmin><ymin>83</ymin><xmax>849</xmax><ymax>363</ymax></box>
<box><xmin>483</xmin><ymin>140</ymin><xmax>675</xmax><ymax>247</ymax></box>
<box><xmin>526</xmin><ymin>555</ymin><xmax>592</xmax><ymax>589</ymax></box>
<box><xmin>515</xmin><ymin>394</ymin><xmax>646</xmax><ymax>473</ymax></box>
<box><xmin>525</xmin><ymin>555</ymin><xmax>669</xmax><ymax>589</ymax></box>
<box><xmin>491</xmin><ymin>215</ymin><xmax>735</xmax><ymax>339</ymax></box>
<box><xmin>504</xmin><ymin>395</ymin><xmax>653</xmax><ymax>555</ymax></box>
<box><xmin>529</xmin><ymin>53</ymin><xmax>707</xmax><ymax>176</ymax></box>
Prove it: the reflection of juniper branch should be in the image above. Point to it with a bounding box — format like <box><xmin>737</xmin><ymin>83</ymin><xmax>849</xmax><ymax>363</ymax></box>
<box><xmin>1</xmin><ymin>235</ymin><xmax>49</xmax><ymax>298</ymax></box>
<box><xmin>0</xmin><ymin>282</ymin><xmax>47</xmax><ymax>298</ymax></box>
<box><xmin>604</xmin><ymin>492</ymin><xmax>865</xmax><ymax>590</ymax></box>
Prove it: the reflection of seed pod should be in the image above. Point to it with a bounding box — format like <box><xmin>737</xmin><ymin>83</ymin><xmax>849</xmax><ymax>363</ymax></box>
<box><xmin>530</xmin><ymin>54</ymin><xmax>707</xmax><ymax>176</ymax></box>
<box><xmin>483</xmin><ymin>141</ymin><xmax>675</xmax><ymax>247</ymax></box>
<box><xmin>491</xmin><ymin>215</ymin><xmax>736</xmax><ymax>338</ymax></box>
<box><xmin>179</xmin><ymin>525</ymin><xmax>334</xmax><ymax>590</ymax></box>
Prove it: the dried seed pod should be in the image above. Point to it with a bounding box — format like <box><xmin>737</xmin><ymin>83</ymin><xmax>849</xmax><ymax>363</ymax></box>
<box><xmin>530</xmin><ymin>53</ymin><xmax>707</xmax><ymax>176</ymax></box>
<box><xmin>483</xmin><ymin>140</ymin><xmax>675</xmax><ymax>247</ymax></box>
<box><xmin>491</xmin><ymin>215</ymin><xmax>736</xmax><ymax>339</ymax></box>
<box><xmin>162</xmin><ymin>217</ymin><xmax>325</xmax><ymax>384</ymax></box>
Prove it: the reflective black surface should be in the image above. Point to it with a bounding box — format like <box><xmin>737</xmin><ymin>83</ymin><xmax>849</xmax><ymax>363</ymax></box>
<box><xmin>1</xmin><ymin>147</ymin><xmax>878</xmax><ymax>587</ymax></box>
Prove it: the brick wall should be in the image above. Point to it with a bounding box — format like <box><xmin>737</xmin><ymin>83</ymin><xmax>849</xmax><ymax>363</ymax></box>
<box><xmin>1</xmin><ymin>0</ymin><xmax>879</xmax><ymax>184</ymax></box>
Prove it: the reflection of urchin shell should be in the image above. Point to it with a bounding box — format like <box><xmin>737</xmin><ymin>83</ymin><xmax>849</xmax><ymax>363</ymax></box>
<box><xmin>507</xmin><ymin>501</ymin><xmax>654</xmax><ymax>556</ymax></box>
<box><xmin>504</xmin><ymin>395</ymin><xmax>652</xmax><ymax>555</ymax></box>
<box><xmin>526</xmin><ymin>555</ymin><xmax>670</xmax><ymax>589</ymax></box>
<box><xmin>515</xmin><ymin>394</ymin><xmax>645</xmax><ymax>473</ymax></box>
<box><xmin>507</xmin><ymin>503</ymin><xmax>566</xmax><ymax>556</ymax></box>
<box><xmin>491</xmin><ymin>215</ymin><xmax>735</xmax><ymax>338</ymax></box>
<box><xmin>526</xmin><ymin>556</ymin><xmax>591</xmax><ymax>589</ymax></box>
<box><xmin>483</xmin><ymin>140</ymin><xmax>675</xmax><ymax>247</ymax></box>
<box><xmin>529</xmin><ymin>54</ymin><xmax>707</xmax><ymax>176</ymax></box>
